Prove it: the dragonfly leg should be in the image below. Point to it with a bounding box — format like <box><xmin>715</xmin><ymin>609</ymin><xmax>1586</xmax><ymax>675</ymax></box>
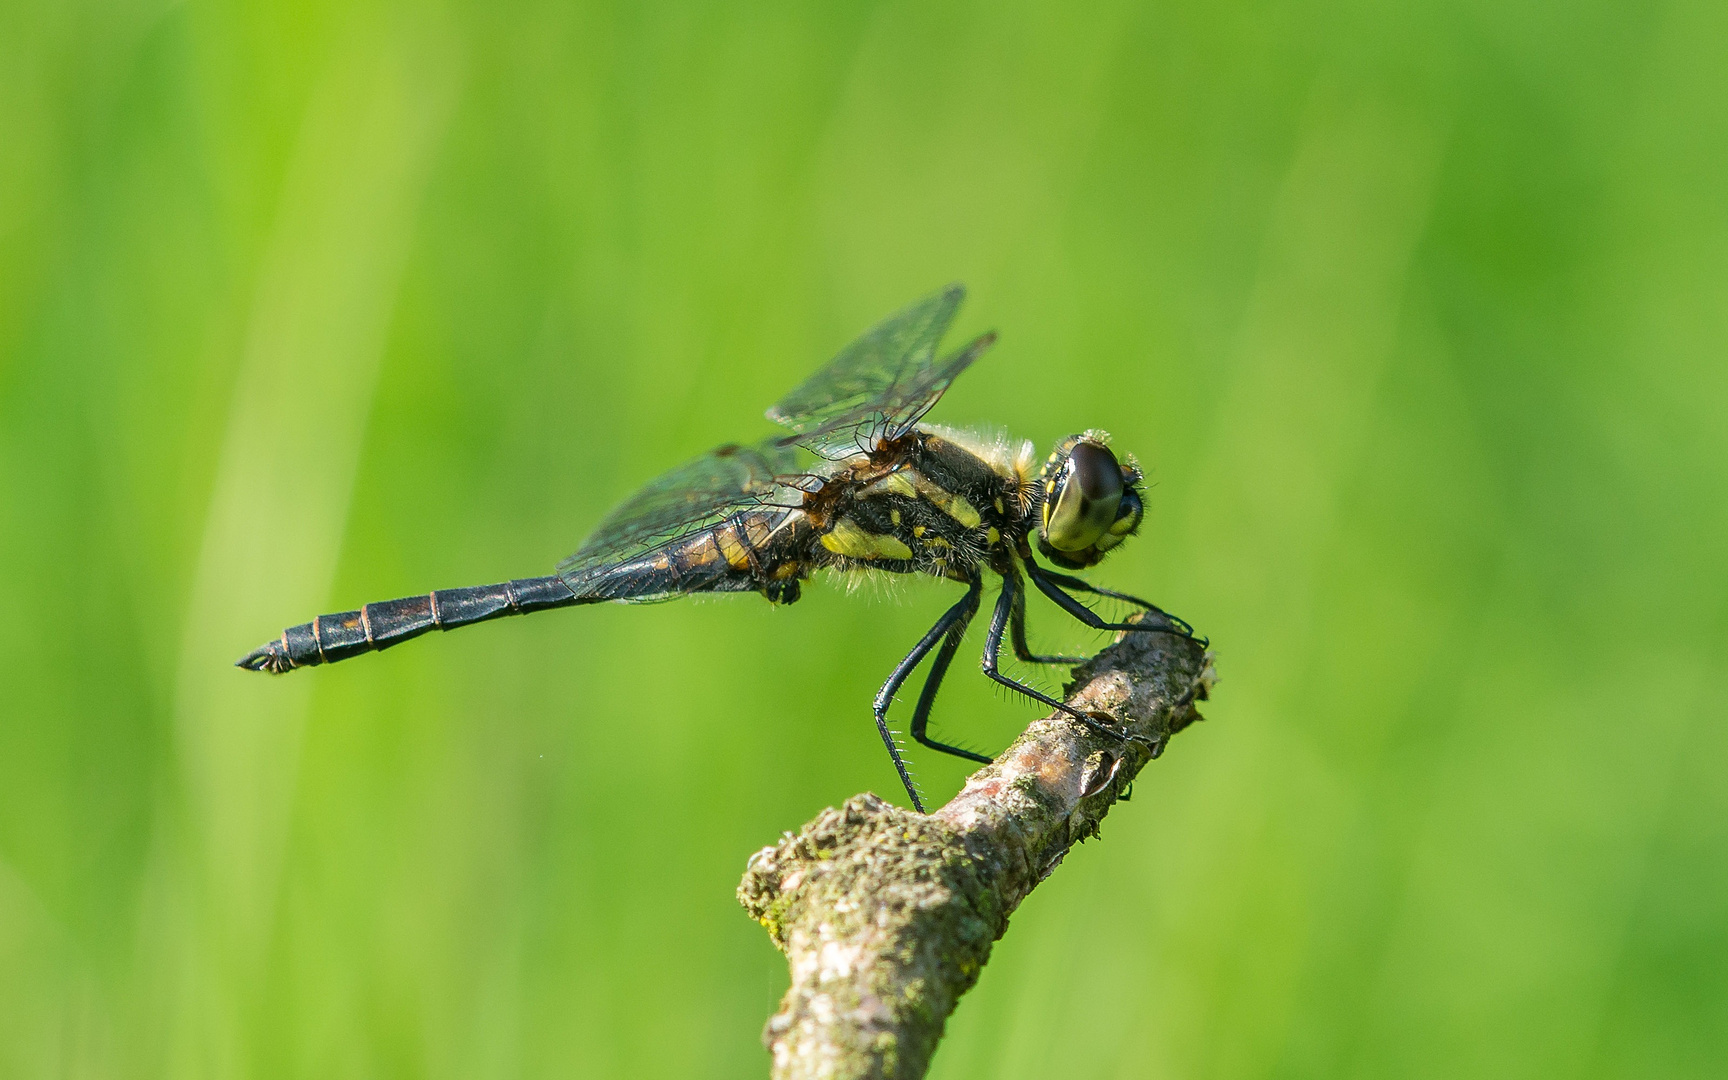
<box><xmin>1026</xmin><ymin>561</ymin><xmax>1203</xmax><ymax>645</ymax></box>
<box><xmin>1010</xmin><ymin>570</ymin><xmax>1086</xmax><ymax>665</ymax></box>
<box><xmin>982</xmin><ymin>571</ymin><xmax>1146</xmax><ymax>747</ymax></box>
<box><xmin>907</xmin><ymin>584</ymin><xmax>991</xmax><ymax>767</ymax></box>
<box><xmin>873</xmin><ymin>576</ymin><xmax>985</xmax><ymax>812</ymax></box>
<box><xmin>1037</xmin><ymin>570</ymin><xmax>1198</xmax><ymax>639</ymax></box>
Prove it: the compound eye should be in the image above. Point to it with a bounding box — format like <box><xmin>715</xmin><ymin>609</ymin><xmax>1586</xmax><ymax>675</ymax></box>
<box><xmin>1042</xmin><ymin>441</ymin><xmax>1124</xmax><ymax>552</ymax></box>
<box><xmin>1093</xmin><ymin>489</ymin><xmax>1142</xmax><ymax>553</ymax></box>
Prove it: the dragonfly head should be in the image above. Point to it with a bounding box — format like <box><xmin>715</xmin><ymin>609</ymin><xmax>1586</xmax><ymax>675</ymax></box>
<box><xmin>1034</xmin><ymin>431</ymin><xmax>1144</xmax><ymax>570</ymax></box>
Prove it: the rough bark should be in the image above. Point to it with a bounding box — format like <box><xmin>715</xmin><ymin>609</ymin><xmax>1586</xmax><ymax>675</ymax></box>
<box><xmin>738</xmin><ymin>616</ymin><xmax>1216</xmax><ymax>1080</ymax></box>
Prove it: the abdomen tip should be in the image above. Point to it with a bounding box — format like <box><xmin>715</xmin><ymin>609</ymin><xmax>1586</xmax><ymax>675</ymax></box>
<box><xmin>236</xmin><ymin>642</ymin><xmax>293</xmax><ymax>674</ymax></box>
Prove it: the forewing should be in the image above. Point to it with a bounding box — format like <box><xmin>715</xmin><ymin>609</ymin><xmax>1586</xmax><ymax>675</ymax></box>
<box><xmin>557</xmin><ymin>437</ymin><xmax>801</xmax><ymax>590</ymax></box>
<box><xmin>768</xmin><ymin>284</ymin><xmax>993</xmax><ymax>454</ymax></box>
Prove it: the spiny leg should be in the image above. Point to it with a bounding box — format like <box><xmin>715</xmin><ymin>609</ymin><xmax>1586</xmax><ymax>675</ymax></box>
<box><xmin>982</xmin><ymin>571</ymin><xmax>1144</xmax><ymax>747</ymax></box>
<box><xmin>1010</xmin><ymin>569</ymin><xmax>1086</xmax><ymax>665</ymax></box>
<box><xmin>907</xmin><ymin>585</ymin><xmax>991</xmax><ymax>766</ymax></box>
<box><xmin>1030</xmin><ymin>568</ymin><xmax>1154</xmax><ymax>609</ymax></box>
<box><xmin>1031</xmin><ymin>566</ymin><xmax>1199</xmax><ymax>640</ymax></box>
<box><xmin>873</xmin><ymin>576</ymin><xmax>984</xmax><ymax>812</ymax></box>
<box><xmin>1029</xmin><ymin>570</ymin><xmax>1195</xmax><ymax>642</ymax></box>
<box><xmin>1027</xmin><ymin>561</ymin><xmax>1201</xmax><ymax>643</ymax></box>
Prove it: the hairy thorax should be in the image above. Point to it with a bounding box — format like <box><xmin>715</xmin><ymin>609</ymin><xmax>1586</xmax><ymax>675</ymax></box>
<box><xmin>800</xmin><ymin>429</ymin><xmax>1038</xmax><ymax>583</ymax></box>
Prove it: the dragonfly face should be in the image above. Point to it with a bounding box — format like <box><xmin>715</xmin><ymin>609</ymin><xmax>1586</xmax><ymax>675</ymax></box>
<box><xmin>238</xmin><ymin>285</ymin><xmax>1199</xmax><ymax>812</ymax></box>
<box><xmin>1034</xmin><ymin>433</ymin><xmax>1146</xmax><ymax>570</ymax></box>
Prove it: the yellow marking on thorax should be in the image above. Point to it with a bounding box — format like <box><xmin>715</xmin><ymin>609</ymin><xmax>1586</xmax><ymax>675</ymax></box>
<box><xmin>877</xmin><ymin>471</ymin><xmax>919</xmax><ymax>499</ymax></box>
<box><xmin>863</xmin><ymin>467</ymin><xmax>982</xmax><ymax>529</ymax></box>
<box><xmin>910</xmin><ymin>473</ymin><xmax>981</xmax><ymax>528</ymax></box>
<box><xmin>821</xmin><ymin>518</ymin><xmax>914</xmax><ymax>561</ymax></box>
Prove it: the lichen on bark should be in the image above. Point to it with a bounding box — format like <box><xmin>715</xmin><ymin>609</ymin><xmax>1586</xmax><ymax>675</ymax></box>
<box><xmin>739</xmin><ymin>617</ymin><xmax>1215</xmax><ymax>1080</ymax></box>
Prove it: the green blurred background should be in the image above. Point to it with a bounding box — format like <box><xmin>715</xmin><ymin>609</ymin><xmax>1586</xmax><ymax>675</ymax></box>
<box><xmin>3</xmin><ymin>0</ymin><xmax>1725</xmax><ymax>1077</ymax></box>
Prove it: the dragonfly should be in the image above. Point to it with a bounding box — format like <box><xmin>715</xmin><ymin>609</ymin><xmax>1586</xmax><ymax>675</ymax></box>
<box><xmin>239</xmin><ymin>285</ymin><xmax>1199</xmax><ymax>812</ymax></box>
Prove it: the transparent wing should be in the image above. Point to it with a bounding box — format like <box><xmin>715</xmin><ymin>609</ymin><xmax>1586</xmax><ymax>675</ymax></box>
<box><xmin>768</xmin><ymin>284</ymin><xmax>995</xmax><ymax>456</ymax></box>
<box><xmin>557</xmin><ymin>437</ymin><xmax>803</xmax><ymax>590</ymax></box>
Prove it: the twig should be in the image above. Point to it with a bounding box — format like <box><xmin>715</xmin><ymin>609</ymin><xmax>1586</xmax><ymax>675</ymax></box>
<box><xmin>738</xmin><ymin>616</ymin><xmax>1216</xmax><ymax>1080</ymax></box>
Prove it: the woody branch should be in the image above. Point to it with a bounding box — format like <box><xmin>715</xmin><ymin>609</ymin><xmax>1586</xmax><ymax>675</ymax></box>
<box><xmin>738</xmin><ymin>615</ymin><xmax>1215</xmax><ymax>1080</ymax></box>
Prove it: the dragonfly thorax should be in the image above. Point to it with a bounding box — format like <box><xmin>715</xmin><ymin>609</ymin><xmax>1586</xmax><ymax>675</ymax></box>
<box><xmin>801</xmin><ymin>428</ymin><xmax>1035</xmax><ymax>583</ymax></box>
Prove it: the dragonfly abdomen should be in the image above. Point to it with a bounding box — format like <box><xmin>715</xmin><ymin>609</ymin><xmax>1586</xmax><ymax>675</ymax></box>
<box><xmin>236</xmin><ymin>576</ymin><xmax>585</xmax><ymax>673</ymax></box>
<box><xmin>569</xmin><ymin>511</ymin><xmax>809</xmax><ymax>604</ymax></box>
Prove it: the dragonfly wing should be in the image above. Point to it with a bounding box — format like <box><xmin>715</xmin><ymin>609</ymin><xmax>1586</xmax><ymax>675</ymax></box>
<box><xmin>557</xmin><ymin>437</ymin><xmax>804</xmax><ymax>596</ymax></box>
<box><xmin>767</xmin><ymin>284</ymin><xmax>995</xmax><ymax>456</ymax></box>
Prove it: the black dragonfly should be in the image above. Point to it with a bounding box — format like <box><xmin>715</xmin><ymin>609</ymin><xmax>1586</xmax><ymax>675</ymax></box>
<box><xmin>239</xmin><ymin>285</ymin><xmax>1199</xmax><ymax>811</ymax></box>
